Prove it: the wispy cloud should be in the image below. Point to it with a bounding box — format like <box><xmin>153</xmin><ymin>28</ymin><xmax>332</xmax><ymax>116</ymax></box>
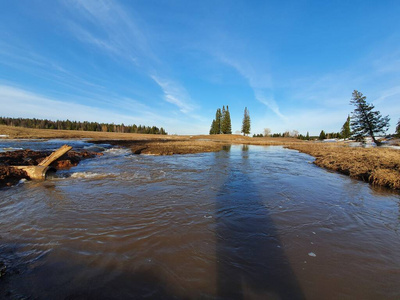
<box><xmin>67</xmin><ymin>0</ymin><xmax>153</xmax><ymax>64</ymax></box>
<box><xmin>151</xmin><ymin>76</ymin><xmax>195</xmax><ymax>114</ymax></box>
<box><xmin>219</xmin><ymin>56</ymin><xmax>272</xmax><ymax>89</ymax></box>
<box><xmin>0</xmin><ymin>38</ymin><xmax>107</xmax><ymax>98</ymax></box>
<box><xmin>253</xmin><ymin>90</ymin><xmax>286</xmax><ymax>121</ymax></box>
<box><xmin>0</xmin><ymin>84</ymin><xmax>160</xmax><ymax>125</ymax></box>
<box><xmin>374</xmin><ymin>86</ymin><xmax>400</xmax><ymax>105</ymax></box>
<box><xmin>65</xmin><ymin>0</ymin><xmax>196</xmax><ymax>114</ymax></box>
<box><xmin>217</xmin><ymin>54</ymin><xmax>287</xmax><ymax>120</ymax></box>
<box><xmin>0</xmin><ymin>84</ymin><xmax>209</xmax><ymax>134</ymax></box>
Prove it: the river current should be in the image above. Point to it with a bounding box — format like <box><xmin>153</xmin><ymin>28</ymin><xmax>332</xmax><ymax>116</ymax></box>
<box><xmin>1</xmin><ymin>140</ymin><xmax>399</xmax><ymax>299</ymax></box>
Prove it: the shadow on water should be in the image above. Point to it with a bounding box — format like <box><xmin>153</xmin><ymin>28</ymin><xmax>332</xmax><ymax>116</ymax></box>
<box><xmin>0</xmin><ymin>242</ymin><xmax>178</xmax><ymax>299</ymax></box>
<box><xmin>215</xmin><ymin>146</ymin><xmax>304</xmax><ymax>299</ymax></box>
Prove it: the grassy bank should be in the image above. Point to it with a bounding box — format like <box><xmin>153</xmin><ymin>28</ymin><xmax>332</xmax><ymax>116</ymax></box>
<box><xmin>2</xmin><ymin>125</ymin><xmax>400</xmax><ymax>190</ymax></box>
<box><xmin>0</xmin><ymin>125</ymin><xmax>173</xmax><ymax>140</ymax></box>
<box><xmin>0</xmin><ymin>125</ymin><xmax>301</xmax><ymax>155</ymax></box>
<box><xmin>287</xmin><ymin>144</ymin><xmax>400</xmax><ymax>190</ymax></box>
<box><xmin>94</xmin><ymin>139</ymin><xmax>227</xmax><ymax>155</ymax></box>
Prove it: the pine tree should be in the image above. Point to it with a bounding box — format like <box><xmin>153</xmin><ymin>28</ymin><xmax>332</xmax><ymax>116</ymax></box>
<box><xmin>221</xmin><ymin>106</ymin><xmax>227</xmax><ymax>133</ymax></box>
<box><xmin>319</xmin><ymin>130</ymin><xmax>326</xmax><ymax>140</ymax></box>
<box><xmin>223</xmin><ymin>106</ymin><xmax>232</xmax><ymax>134</ymax></box>
<box><xmin>306</xmin><ymin>131</ymin><xmax>310</xmax><ymax>140</ymax></box>
<box><xmin>341</xmin><ymin>115</ymin><xmax>351</xmax><ymax>139</ymax></box>
<box><xmin>396</xmin><ymin>118</ymin><xmax>400</xmax><ymax>138</ymax></box>
<box><xmin>350</xmin><ymin>90</ymin><xmax>390</xmax><ymax>145</ymax></box>
<box><xmin>215</xmin><ymin>108</ymin><xmax>222</xmax><ymax>134</ymax></box>
<box><xmin>209</xmin><ymin>119</ymin><xmax>217</xmax><ymax>135</ymax></box>
<box><xmin>241</xmin><ymin>107</ymin><xmax>251</xmax><ymax>136</ymax></box>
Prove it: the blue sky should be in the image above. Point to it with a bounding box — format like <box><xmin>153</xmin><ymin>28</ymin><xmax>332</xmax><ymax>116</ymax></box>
<box><xmin>1</xmin><ymin>0</ymin><xmax>400</xmax><ymax>135</ymax></box>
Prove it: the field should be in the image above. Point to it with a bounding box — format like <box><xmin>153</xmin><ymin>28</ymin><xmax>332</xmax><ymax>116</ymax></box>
<box><xmin>1</xmin><ymin>125</ymin><xmax>400</xmax><ymax>190</ymax></box>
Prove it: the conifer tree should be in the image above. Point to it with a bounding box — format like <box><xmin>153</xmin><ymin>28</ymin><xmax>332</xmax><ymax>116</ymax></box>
<box><xmin>241</xmin><ymin>107</ymin><xmax>251</xmax><ymax>136</ymax></box>
<box><xmin>215</xmin><ymin>108</ymin><xmax>222</xmax><ymax>134</ymax></box>
<box><xmin>221</xmin><ymin>106</ymin><xmax>226</xmax><ymax>133</ymax></box>
<box><xmin>396</xmin><ymin>118</ymin><xmax>400</xmax><ymax>138</ymax></box>
<box><xmin>319</xmin><ymin>130</ymin><xmax>326</xmax><ymax>140</ymax></box>
<box><xmin>306</xmin><ymin>131</ymin><xmax>310</xmax><ymax>140</ymax></box>
<box><xmin>209</xmin><ymin>119</ymin><xmax>217</xmax><ymax>134</ymax></box>
<box><xmin>350</xmin><ymin>90</ymin><xmax>390</xmax><ymax>145</ymax></box>
<box><xmin>341</xmin><ymin>115</ymin><xmax>351</xmax><ymax>139</ymax></box>
<box><xmin>223</xmin><ymin>106</ymin><xmax>232</xmax><ymax>134</ymax></box>
<box><xmin>209</xmin><ymin>108</ymin><xmax>223</xmax><ymax>135</ymax></box>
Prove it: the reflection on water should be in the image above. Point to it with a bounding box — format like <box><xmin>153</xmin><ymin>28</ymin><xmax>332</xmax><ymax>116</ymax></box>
<box><xmin>0</xmin><ymin>145</ymin><xmax>399</xmax><ymax>299</ymax></box>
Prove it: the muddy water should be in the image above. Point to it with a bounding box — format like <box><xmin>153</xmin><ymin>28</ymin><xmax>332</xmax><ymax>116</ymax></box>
<box><xmin>1</xmin><ymin>144</ymin><xmax>399</xmax><ymax>299</ymax></box>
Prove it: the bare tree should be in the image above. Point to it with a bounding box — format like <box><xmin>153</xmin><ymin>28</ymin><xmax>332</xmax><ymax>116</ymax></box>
<box><xmin>263</xmin><ymin>128</ymin><xmax>271</xmax><ymax>137</ymax></box>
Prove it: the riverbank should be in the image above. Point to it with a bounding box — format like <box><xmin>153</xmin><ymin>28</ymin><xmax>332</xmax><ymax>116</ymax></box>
<box><xmin>0</xmin><ymin>149</ymin><xmax>102</xmax><ymax>188</ymax></box>
<box><xmin>92</xmin><ymin>139</ymin><xmax>226</xmax><ymax>155</ymax></box>
<box><xmin>287</xmin><ymin>144</ymin><xmax>400</xmax><ymax>190</ymax></box>
<box><xmin>1</xmin><ymin>126</ymin><xmax>400</xmax><ymax>190</ymax></box>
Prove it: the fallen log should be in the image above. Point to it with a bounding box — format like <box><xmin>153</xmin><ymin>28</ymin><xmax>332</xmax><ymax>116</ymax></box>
<box><xmin>14</xmin><ymin>145</ymin><xmax>72</xmax><ymax>180</ymax></box>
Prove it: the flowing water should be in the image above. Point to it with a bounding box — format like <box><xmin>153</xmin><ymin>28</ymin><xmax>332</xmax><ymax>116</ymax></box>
<box><xmin>1</xmin><ymin>141</ymin><xmax>400</xmax><ymax>299</ymax></box>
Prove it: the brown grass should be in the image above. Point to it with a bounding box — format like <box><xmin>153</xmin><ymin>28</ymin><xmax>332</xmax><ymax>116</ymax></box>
<box><xmin>0</xmin><ymin>126</ymin><xmax>306</xmax><ymax>145</ymax></box>
<box><xmin>2</xmin><ymin>126</ymin><xmax>400</xmax><ymax>190</ymax></box>
<box><xmin>0</xmin><ymin>126</ymin><xmax>304</xmax><ymax>154</ymax></box>
<box><xmin>0</xmin><ymin>125</ymin><xmax>179</xmax><ymax>140</ymax></box>
<box><xmin>287</xmin><ymin>144</ymin><xmax>400</xmax><ymax>190</ymax></box>
<box><xmin>95</xmin><ymin>139</ymin><xmax>227</xmax><ymax>155</ymax></box>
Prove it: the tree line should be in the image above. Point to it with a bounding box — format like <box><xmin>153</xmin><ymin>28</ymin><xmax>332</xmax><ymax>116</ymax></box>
<box><xmin>0</xmin><ymin>117</ymin><xmax>167</xmax><ymax>135</ymax></box>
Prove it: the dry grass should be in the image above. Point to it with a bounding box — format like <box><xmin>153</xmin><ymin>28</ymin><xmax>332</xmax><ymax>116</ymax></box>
<box><xmin>0</xmin><ymin>126</ymin><xmax>307</xmax><ymax>144</ymax></box>
<box><xmin>190</xmin><ymin>134</ymin><xmax>305</xmax><ymax>145</ymax></box>
<box><xmin>2</xmin><ymin>126</ymin><xmax>400</xmax><ymax>190</ymax></box>
<box><xmin>0</xmin><ymin>125</ymin><xmax>180</xmax><ymax>140</ymax></box>
<box><xmin>95</xmin><ymin>139</ymin><xmax>227</xmax><ymax>155</ymax></box>
<box><xmin>287</xmin><ymin>144</ymin><xmax>400</xmax><ymax>190</ymax></box>
<box><xmin>134</xmin><ymin>140</ymin><xmax>225</xmax><ymax>155</ymax></box>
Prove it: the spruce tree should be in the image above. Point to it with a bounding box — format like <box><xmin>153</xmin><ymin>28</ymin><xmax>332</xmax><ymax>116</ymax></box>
<box><xmin>319</xmin><ymin>130</ymin><xmax>326</xmax><ymax>140</ymax></box>
<box><xmin>215</xmin><ymin>108</ymin><xmax>222</xmax><ymax>134</ymax></box>
<box><xmin>350</xmin><ymin>90</ymin><xmax>390</xmax><ymax>145</ymax></box>
<box><xmin>396</xmin><ymin>118</ymin><xmax>400</xmax><ymax>138</ymax></box>
<box><xmin>209</xmin><ymin>120</ymin><xmax>215</xmax><ymax>134</ymax></box>
<box><xmin>341</xmin><ymin>115</ymin><xmax>351</xmax><ymax>139</ymax></box>
<box><xmin>241</xmin><ymin>107</ymin><xmax>251</xmax><ymax>136</ymax></box>
<box><xmin>224</xmin><ymin>106</ymin><xmax>232</xmax><ymax>134</ymax></box>
<box><xmin>221</xmin><ymin>106</ymin><xmax>227</xmax><ymax>133</ymax></box>
<box><xmin>306</xmin><ymin>131</ymin><xmax>310</xmax><ymax>140</ymax></box>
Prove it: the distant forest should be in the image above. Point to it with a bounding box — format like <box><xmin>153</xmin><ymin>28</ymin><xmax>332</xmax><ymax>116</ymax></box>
<box><xmin>0</xmin><ymin>117</ymin><xmax>167</xmax><ymax>135</ymax></box>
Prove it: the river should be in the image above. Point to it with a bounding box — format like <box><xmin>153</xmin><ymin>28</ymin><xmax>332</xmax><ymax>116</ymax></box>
<box><xmin>1</xmin><ymin>140</ymin><xmax>399</xmax><ymax>299</ymax></box>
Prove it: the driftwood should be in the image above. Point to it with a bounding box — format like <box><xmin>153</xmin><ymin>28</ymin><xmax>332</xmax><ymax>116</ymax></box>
<box><xmin>15</xmin><ymin>145</ymin><xmax>72</xmax><ymax>180</ymax></box>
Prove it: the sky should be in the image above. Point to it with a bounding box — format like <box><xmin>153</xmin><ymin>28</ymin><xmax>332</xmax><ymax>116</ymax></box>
<box><xmin>1</xmin><ymin>0</ymin><xmax>400</xmax><ymax>135</ymax></box>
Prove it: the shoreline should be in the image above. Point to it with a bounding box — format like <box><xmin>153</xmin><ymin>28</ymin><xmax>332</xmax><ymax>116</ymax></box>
<box><xmin>1</xmin><ymin>126</ymin><xmax>400</xmax><ymax>190</ymax></box>
<box><xmin>286</xmin><ymin>144</ymin><xmax>400</xmax><ymax>190</ymax></box>
<box><xmin>0</xmin><ymin>149</ymin><xmax>102</xmax><ymax>188</ymax></box>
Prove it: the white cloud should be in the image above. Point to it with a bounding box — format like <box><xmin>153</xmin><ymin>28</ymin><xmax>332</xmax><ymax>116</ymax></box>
<box><xmin>374</xmin><ymin>86</ymin><xmax>400</xmax><ymax>105</ymax></box>
<box><xmin>66</xmin><ymin>0</ymin><xmax>157</xmax><ymax>68</ymax></box>
<box><xmin>219</xmin><ymin>56</ymin><xmax>273</xmax><ymax>89</ymax></box>
<box><xmin>217</xmin><ymin>54</ymin><xmax>287</xmax><ymax>120</ymax></box>
<box><xmin>64</xmin><ymin>0</ymin><xmax>198</xmax><ymax>117</ymax></box>
<box><xmin>151</xmin><ymin>75</ymin><xmax>195</xmax><ymax>114</ymax></box>
<box><xmin>253</xmin><ymin>90</ymin><xmax>286</xmax><ymax>121</ymax></box>
<box><xmin>0</xmin><ymin>84</ymin><xmax>151</xmax><ymax>125</ymax></box>
<box><xmin>0</xmin><ymin>84</ymin><xmax>210</xmax><ymax>135</ymax></box>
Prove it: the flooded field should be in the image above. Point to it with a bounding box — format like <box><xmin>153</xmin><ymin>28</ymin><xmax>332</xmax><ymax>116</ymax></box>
<box><xmin>1</xmin><ymin>142</ymin><xmax>399</xmax><ymax>299</ymax></box>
